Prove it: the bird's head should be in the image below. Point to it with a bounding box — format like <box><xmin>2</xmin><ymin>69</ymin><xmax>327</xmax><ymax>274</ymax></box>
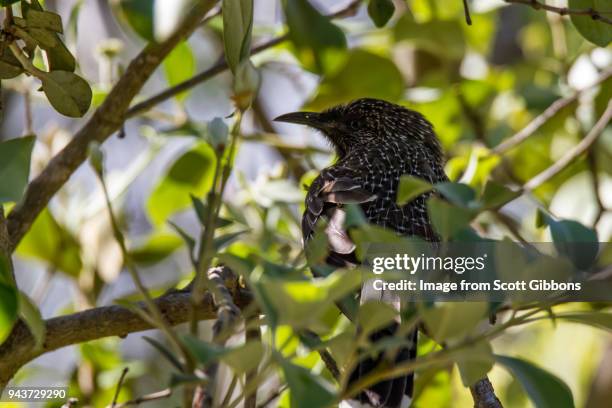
<box><xmin>274</xmin><ymin>98</ymin><xmax>441</xmax><ymax>159</ymax></box>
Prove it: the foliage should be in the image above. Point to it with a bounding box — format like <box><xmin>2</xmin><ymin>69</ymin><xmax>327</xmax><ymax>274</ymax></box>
<box><xmin>0</xmin><ymin>1</ymin><xmax>611</xmax><ymax>408</ymax></box>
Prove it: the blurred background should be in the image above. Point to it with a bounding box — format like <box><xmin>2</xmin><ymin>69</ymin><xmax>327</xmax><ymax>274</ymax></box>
<box><xmin>1</xmin><ymin>0</ymin><xmax>611</xmax><ymax>406</ymax></box>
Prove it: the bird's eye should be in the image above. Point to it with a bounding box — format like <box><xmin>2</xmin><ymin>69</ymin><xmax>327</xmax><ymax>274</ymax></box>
<box><xmin>349</xmin><ymin>120</ymin><xmax>361</xmax><ymax>130</ymax></box>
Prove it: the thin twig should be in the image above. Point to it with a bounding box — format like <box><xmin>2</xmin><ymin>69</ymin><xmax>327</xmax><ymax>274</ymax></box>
<box><xmin>301</xmin><ymin>330</ymin><xmax>341</xmax><ymax>380</ymax></box>
<box><xmin>220</xmin><ymin>375</ymin><xmax>239</xmax><ymax>408</ymax></box>
<box><xmin>504</xmin><ymin>0</ymin><xmax>612</xmax><ymax>25</ymax></box>
<box><xmin>462</xmin><ymin>0</ymin><xmax>473</xmax><ymax>25</ymax></box>
<box><xmin>587</xmin><ymin>150</ymin><xmax>605</xmax><ymax>226</ymax></box>
<box><xmin>524</xmin><ymin>100</ymin><xmax>612</xmax><ymax>191</ymax></box>
<box><xmin>491</xmin><ymin>212</ymin><xmax>532</xmax><ymax>247</ymax></box>
<box><xmin>256</xmin><ymin>385</ymin><xmax>288</xmax><ymax>408</ymax></box>
<box><xmin>493</xmin><ymin>68</ymin><xmax>612</xmax><ymax>155</ymax></box>
<box><xmin>113</xmin><ymin>389</ymin><xmax>172</xmax><ymax>408</ymax></box>
<box><xmin>110</xmin><ymin>367</ymin><xmax>130</xmax><ymax>408</ymax></box>
<box><xmin>125</xmin><ymin>0</ymin><xmax>362</xmax><ymax>119</ymax></box>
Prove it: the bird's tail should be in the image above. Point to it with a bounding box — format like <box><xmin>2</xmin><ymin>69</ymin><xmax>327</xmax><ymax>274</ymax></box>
<box><xmin>348</xmin><ymin>325</ymin><xmax>417</xmax><ymax>408</ymax></box>
<box><xmin>346</xmin><ymin>281</ymin><xmax>417</xmax><ymax>408</ymax></box>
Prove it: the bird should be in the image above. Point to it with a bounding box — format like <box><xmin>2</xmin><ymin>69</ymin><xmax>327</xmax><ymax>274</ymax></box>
<box><xmin>274</xmin><ymin>98</ymin><xmax>449</xmax><ymax>408</ymax></box>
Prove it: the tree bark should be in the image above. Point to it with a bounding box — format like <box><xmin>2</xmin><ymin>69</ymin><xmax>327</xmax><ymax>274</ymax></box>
<box><xmin>0</xmin><ymin>288</ymin><xmax>252</xmax><ymax>389</ymax></box>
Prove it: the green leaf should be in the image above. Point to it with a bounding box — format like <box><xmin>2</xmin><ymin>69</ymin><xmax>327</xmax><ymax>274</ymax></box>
<box><xmin>18</xmin><ymin>292</ymin><xmax>45</xmax><ymax>349</ymax></box>
<box><xmin>304</xmin><ymin>222</ymin><xmax>329</xmax><ymax>266</ymax></box>
<box><xmin>118</xmin><ymin>0</ymin><xmax>154</xmax><ymax>41</ymax></box>
<box><xmin>357</xmin><ymin>301</ymin><xmax>398</xmax><ymax>335</ymax></box>
<box><xmin>182</xmin><ymin>335</ymin><xmax>263</xmax><ymax>375</ymax></box>
<box><xmin>343</xmin><ymin>203</ymin><xmax>367</xmax><ymax>228</ymax></box>
<box><xmin>163</xmin><ymin>41</ymin><xmax>195</xmax><ymax>102</ymax></box>
<box><xmin>214</xmin><ymin>230</ymin><xmax>249</xmax><ymax>252</ymax></box>
<box><xmin>190</xmin><ymin>194</ymin><xmax>208</xmax><ymax>225</ymax></box>
<box><xmin>17</xmin><ymin>208</ymin><xmax>83</xmax><ymax>277</ymax></box>
<box><xmin>282</xmin><ymin>0</ymin><xmax>347</xmax><ymax>74</ymax></box>
<box><xmin>427</xmin><ymin>197</ymin><xmax>475</xmax><ymax>240</ymax></box>
<box><xmin>169</xmin><ymin>373</ymin><xmax>206</xmax><ymax>387</ymax></box>
<box><xmin>0</xmin><ymin>136</ymin><xmax>35</xmax><ymax>204</ymax></box>
<box><xmin>454</xmin><ymin>340</ymin><xmax>494</xmax><ymax>387</ymax></box>
<box><xmin>20</xmin><ymin>1</ymin><xmax>75</xmax><ymax>71</ymax></box>
<box><xmin>535</xmin><ymin>208</ymin><xmax>550</xmax><ymax>229</ymax></box>
<box><xmin>259</xmin><ymin>269</ymin><xmax>361</xmax><ymax>330</ymax></box>
<box><xmin>569</xmin><ymin>0</ymin><xmax>612</xmax><ymax>47</ymax></box>
<box><xmin>368</xmin><ymin>0</ymin><xmax>395</xmax><ymax>27</ymax></box>
<box><xmin>25</xmin><ymin>9</ymin><xmax>63</xmax><ymax>33</ymax></box>
<box><xmin>307</xmin><ymin>50</ymin><xmax>403</xmax><ymax>110</ymax></box>
<box><xmin>142</xmin><ymin>336</ymin><xmax>184</xmax><ymax>371</ymax></box>
<box><xmin>548</xmin><ymin>219</ymin><xmax>598</xmax><ymax>269</ymax></box>
<box><xmin>395</xmin><ymin>15</ymin><xmax>466</xmax><ymax>61</ymax></box>
<box><xmin>495</xmin><ymin>355</ymin><xmax>575</xmax><ymax>408</ymax></box>
<box><xmin>46</xmin><ymin>39</ymin><xmax>76</xmax><ymax>72</ymax></box>
<box><xmin>222</xmin><ymin>341</ymin><xmax>264</xmax><ymax>374</ymax></box>
<box><xmin>555</xmin><ymin>312</ymin><xmax>612</xmax><ymax>332</ymax></box>
<box><xmin>0</xmin><ymin>256</ymin><xmax>12</xmax><ymax>286</ymax></box>
<box><xmin>28</xmin><ymin>27</ymin><xmax>59</xmax><ymax>48</ymax></box>
<box><xmin>0</xmin><ymin>0</ymin><xmax>20</xmax><ymax>6</ymax></box>
<box><xmin>397</xmin><ymin>176</ymin><xmax>433</xmax><ymax>206</ymax></box>
<box><xmin>435</xmin><ymin>182</ymin><xmax>477</xmax><ymax>207</ymax></box>
<box><xmin>480</xmin><ymin>181</ymin><xmax>520</xmax><ymax>210</ymax></box>
<box><xmin>128</xmin><ymin>232</ymin><xmax>183</xmax><ymax>265</ymax></box>
<box><xmin>147</xmin><ymin>142</ymin><xmax>217</xmax><ymax>225</ymax></box>
<box><xmin>422</xmin><ymin>302</ymin><xmax>488</xmax><ymax>343</ymax></box>
<box><xmin>222</xmin><ymin>0</ymin><xmax>254</xmax><ymax>73</ymax></box>
<box><xmin>168</xmin><ymin>221</ymin><xmax>196</xmax><ymax>264</ymax></box>
<box><xmin>278</xmin><ymin>357</ymin><xmax>336</xmax><ymax>408</ymax></box>
<box><xmin>20</xmin><ymin>0</ymin><xmax>42</xmax><ymax>15</ymax></box>
<box><xmin>41</xmin><ymin>71</ymin><xmax>92</xmax><ymax>117</ymax></box>
<box><xmin>0</xmin><ymin>47</ymin><xmax>24</xmax><ymax>79</ymax></box>
<box><xmin>0</xmin><ymin>282</ymin><xmax>18</xmax><ymax>344</ymax></box>
<box><xmin>182</xmin><ymin>335</ymin><xmax>227</xmax><ymax>365</ymax></box>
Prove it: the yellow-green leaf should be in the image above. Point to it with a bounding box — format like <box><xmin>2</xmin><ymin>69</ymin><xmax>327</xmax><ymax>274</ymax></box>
<box><xmin>0</xmin><ymin>136</ymin><xmax>35</xmax><ymax>204</ymax></box>
<box><xmin>41</xmin><ymin>71</ymin><xmax>92</xmax><ymax>117</ymax></box>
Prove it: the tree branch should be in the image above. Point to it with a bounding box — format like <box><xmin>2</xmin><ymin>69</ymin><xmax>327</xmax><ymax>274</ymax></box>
<box><xmin>492</xmin><ymin>68</ymin><xmax>612</xmax><ymax>155</ymax></box>
<box><xmin>524</xmin><ymin>100</ymin><xmax>612</xmax><ymax>191</ymax></box>
<box><xmin>470</xmin><ymin>377</ymin><xmax>503</xmax><ymax>408</ymax></box>
<box><xmin>6</xmin><ymin>0</ymin><xmax>219</xmax><ymax>252</ymax></box>
<box><xmin>0</xmin><ymin>286</ymin><xmax>253</xmax><ymax>390</ymax></box>
<box><xmin>505</xmin><ymin>0</ymin><xmax>612</xmax><ymax>25</ymax></box>
<box><xmin>201</xmin><ymin>266</ymin><xmax>242</xmax><ymax>407</ymax></box>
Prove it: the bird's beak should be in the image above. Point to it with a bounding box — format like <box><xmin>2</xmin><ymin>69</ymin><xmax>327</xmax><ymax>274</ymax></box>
<box><xmin>273</xmin><ymin>111</ymin><xmax>325</xmax><ymax>128</ymax></box>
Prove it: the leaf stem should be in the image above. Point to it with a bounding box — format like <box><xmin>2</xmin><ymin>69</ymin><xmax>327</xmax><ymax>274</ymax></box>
<box><xmin>94</xmin><ymin>163</ymin><xmax>192</xmax><ymax>368</ymax></box>
<box><xmin>191</xmin><ymin>111</ymin><xmax>243</xmax><ymax>331</ymax></box>
<box><xmin>7</xmin><ymin>42</ymin><xmax>46</xmax><ymax>80</ymax></box>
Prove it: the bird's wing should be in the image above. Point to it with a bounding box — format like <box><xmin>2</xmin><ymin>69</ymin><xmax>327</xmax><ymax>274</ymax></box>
<box><xmin>303</xmin><ymin>166</ymin><xmax>376</xmax><ymax>263</ymax></box>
